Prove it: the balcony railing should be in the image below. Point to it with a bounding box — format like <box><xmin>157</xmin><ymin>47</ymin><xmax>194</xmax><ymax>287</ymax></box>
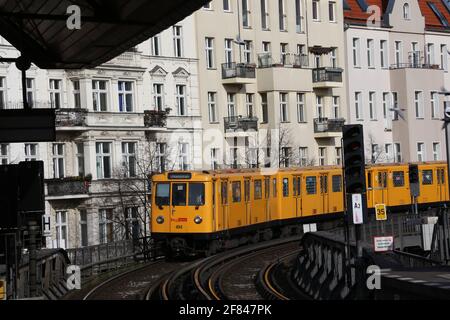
<box><xmin>313</xmin><ymin>118</ymin><xmax>345</xmax><ymax>133</ymax></box>
<box><xmin>224</xmin><ymin>116</ymin><xmax>258</xmax><ymax>133</ymax></box>
<box><xmin>46</xmin><ymin>177</ymin><xmax>90</xmax><ymax>197</ymax></box>
<box><xmin>221</xmin><ymin>62</ymin><xmax>256</xmax><ymax>79</ymax></box>
<box><xmin>312</xmin><ymin>67</ymin><xmax>343</xmax><ymax>83</ymax></box>
<box><xmin>390</xmin><ymin>63</ymin><xmax>441</xmax><ymax>70</ymax></box>
<box><xmin>144</xmin><ymin>110</ymin><xmax>168</xmax><ymax>128</ymax></box>
<box><xmin>55</xmin><ymin>108</ymin><xmax>87</xmax><ymax>127</ymax></box>
<box><xmin>258</xmin><ymin>53</ymin><xmax>309</xmax><ymax>68</ymax></box>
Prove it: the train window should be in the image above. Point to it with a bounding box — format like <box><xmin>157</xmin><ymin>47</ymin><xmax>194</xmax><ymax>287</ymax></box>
<box><xmin>293</xmin><ymin>177</ymin><xmax>301</xmax><ymax>196</ymax></box>
<box><xmin>244</xmin><ymin>180</ymin><xmax>250</xmax><ymax>201</ymax></box>
<box><xmin>188</xmin><ymin>183</ymin><xmax>205</xmax><ymax>206</ymax></box>
<box><xmin>254</xmin><ymin>180</ymin><xmax>262</xmax><ymax>200</ymax></box>
<box><xmin>422</xmin><ymin>170</ymin><xmax>433</xmax><ymax>185</ymax></box>
<box><xmin>332</xmin><ymin>175</ymin><xmax>342</xmax><ymax>192</ymax></box>
<box><xmin>367</xmin><ymin>172</ymin><xmax>372</xmax><ymax>189</ymax></box>
<box><xmin>320</xmin><ymin>176</ymin><xmax>328</xmax><ymax>194</ymax></box>
<box><xmin>273</xmin><ymin>178</ymin><xmax>277</xmax><ymax>197</ymax></box>
<box><xmin>172</xmin><ymin>183</ymin><xmax>187</xmax><ymax>206</ymax></box>
<box><xmin>283</xmin><ymin>178</ymin><xmax>289</xmax><ymax>197</ymax></box>
<box><xmin>306</xmin><ymin>176</ymin><xmax>317</xmax><ymax>195</ymax></box>
<box><xmin>438</xmin><ymin>169</ymin><xmax>445</xmax><ymax>184</ymax></box>
<box><xmin>378</xmin><ymin>172</ymin><xmax>387</xmax><ymax>188</ymax></box>
<box><xmin>232</xmin><ymin>181</ymin><xmax>242</xmax><ymax>202</ymax></box>
<box><xmin>392</xmin><ymin>171</ymin><xmax>405</xmax><ymax>187</ymax></box>
<box><xmin>265</xmin><ymin>178</ymin><xmax>270</xmax><ymax>198</ymax></box>
<box><xmin>221</xmin><ymin>182</ymin><xmax>228</xmax><ymax>204</ymax></box>
<box><xmin>156</xmin><ymin>183</ymin><xmax>170</xmax><ymax>206</ymax></box>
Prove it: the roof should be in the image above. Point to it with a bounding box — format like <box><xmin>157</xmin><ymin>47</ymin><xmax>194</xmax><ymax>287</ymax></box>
<box><xmin>0</xmin><ymin>0</ymin><xmax>209</xmax><ymax>69</ymax></box>
<box><xmin>343</xmin><ymin>0</ymin><xmax>389</xmax><ymax>26</ymax></box>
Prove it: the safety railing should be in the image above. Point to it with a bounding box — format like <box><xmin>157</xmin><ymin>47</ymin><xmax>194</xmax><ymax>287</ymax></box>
<box><xmin>221</xmin><ymin>62</ymin><xmax>256</xmax><ymax>79</ymax></box>
<box><xmin>224</xmin><ymin>116</ymin><xmax>258</xmax><ymax>133</ymax></box>
<box><xmin>313</xmin><ymin>118</ymin><xmax>345</xmax><ymax>133</ymax></box>
<box><xmin>312</xmin><ymin>67</ymin><xmax>343</xmax><ymax>83</ymax></box>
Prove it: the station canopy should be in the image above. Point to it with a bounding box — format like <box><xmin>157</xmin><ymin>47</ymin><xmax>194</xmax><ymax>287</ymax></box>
<box><xmin>0</xmin><ymin>0</ymin><xmax>209</xmax><ymax>69</ymax></box>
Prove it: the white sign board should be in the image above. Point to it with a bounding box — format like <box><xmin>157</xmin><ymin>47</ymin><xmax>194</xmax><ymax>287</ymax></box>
<box><xmin>352</xmin><ymin>194</ymin><xmax>363</xmax><ymax>224</ymax></box>
<box><xmin>374</xmin><ymin>236</ymin><xmax>394</xmax><ymax>252</ymax></box>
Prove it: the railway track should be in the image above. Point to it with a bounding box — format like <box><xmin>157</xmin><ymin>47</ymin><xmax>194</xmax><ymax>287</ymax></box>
<box><xmin>150</xmin><ymin>236</ymin><xmax>302</xmax><ymax>301</ymax></box>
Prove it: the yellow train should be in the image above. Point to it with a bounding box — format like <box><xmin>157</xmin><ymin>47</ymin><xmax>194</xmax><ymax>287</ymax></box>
<box><xmin>151</xmin><ymin>162</ymin><xmax>449</xmax><ymax>256</ymax></box>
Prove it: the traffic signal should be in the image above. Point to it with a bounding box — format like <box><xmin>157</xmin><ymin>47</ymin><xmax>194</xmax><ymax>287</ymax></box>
<box><xmin>409</xmin><ymin>164</ymin><xmax>419</xmax><ymax>183</ymax></box>
<box><xmin>342</xmin><ymin>125</ymin><xmax>366</xmax><ymax>194</ymax></box>
<box><xmin>0</xmin><ymin>279</ymin><xmax>6</xmax><ymax>300</ymax></box>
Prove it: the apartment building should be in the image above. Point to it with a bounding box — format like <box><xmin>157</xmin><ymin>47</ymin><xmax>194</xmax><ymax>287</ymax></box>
<box><xmin>344</xmin><ymin>0</ymin><xmax>450</xmax><ymax>163</ymax></box>
<box><xmin>0</xmin><ymin>16</ymin><xmax>202</xmax><ymax>249</ymax></box>
<box><xmin>195</xmin><ymin>0</ymin><xmax>347</xmax><ymax>169</ymax></box>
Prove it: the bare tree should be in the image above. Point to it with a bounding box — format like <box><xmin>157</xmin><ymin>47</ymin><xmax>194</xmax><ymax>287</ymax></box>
<box><xmin>366</xmin><ymin>133</ymin><xmax>385</xmax><ymax>164</ymax></box>
<box><xmin>276</xmin><ymin>125</ymin><xmax>299</xmax><ymax>168</ymax></box>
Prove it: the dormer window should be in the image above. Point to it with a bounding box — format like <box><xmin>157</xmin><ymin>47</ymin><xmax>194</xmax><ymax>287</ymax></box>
<box><xmin>403</xmin><ymin>3</ymin><xmax>410</xmax><ymax>20</ymax></box>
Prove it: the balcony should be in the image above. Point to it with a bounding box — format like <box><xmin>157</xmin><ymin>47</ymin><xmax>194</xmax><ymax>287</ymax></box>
<box><xmin>313</xmin><ymin>118</ymin><xmax>345</xmax><ymax>138</ymax></box>
<box><xmin>221</xmin><ymin>62</ymin><xmax>256</xmax><ymax>85</ymax></box>
<box><xmin>224</xmin><ymin>116</ymin><xmax>258</xmax><ymax>137</ymax></box>
<box><xmin>312</xmin><ymin>67</ymin><xmax>343</xmax><ymax>88</ymax></box>
<box><xmin>258</xmin><ymin>53</ymin><xmax>309</xmax><ymax>69</ymax></box>
<box><xmin>46</xmin><ymin>177</ymin><xmax>90</xmax><ymax>200</ymax></box>
<box><xmin>55</xmin><ymin>108</ymin><xmax>87</xmax><ymax>129</ymax></box>
<box><xmin>390</xmin><ymin>52</ymin><xmax>442</xmax><ymax>70</ymax></box>
<box><xmin>144</xmin><ymin>110</ymin><xmax>168</xmax><ymax>128</ymax></box>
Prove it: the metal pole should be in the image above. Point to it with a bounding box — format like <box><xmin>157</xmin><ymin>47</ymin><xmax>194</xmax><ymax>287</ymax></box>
<box><xmin>28</xmin><ymin>220</ymin><xmax>39</xmax><ymax>297</ymax></box>
<box><xmin>443</xmin><ymin>106</ymin><xmax>450</xmax><ymax>263</ymax></box>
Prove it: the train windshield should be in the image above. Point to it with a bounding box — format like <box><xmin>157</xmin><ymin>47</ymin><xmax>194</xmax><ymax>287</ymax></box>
<box><xmin>172</xmin><ymin>183</ymin><xmax>187</xmax><ymax>206</ymax></box>
<box><xmin>156</xmin><ymin>183</ymin><xmax>170</xmax><ymax>206</ymax></box>
<box><xmin>189</xmin><ymin>183</ymin><xmax>205</xmax><ymax>206</ymax></box>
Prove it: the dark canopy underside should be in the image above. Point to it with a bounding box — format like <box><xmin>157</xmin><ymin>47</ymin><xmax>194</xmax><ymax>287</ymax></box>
<box><xmin>0</xmin><ymin>0</ymin><xmax>209</xmax><ymax>69</ymax></box>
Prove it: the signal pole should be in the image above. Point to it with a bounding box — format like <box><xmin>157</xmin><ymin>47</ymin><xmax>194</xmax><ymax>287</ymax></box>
<box><xmin>441</xmin><ymin>101</ymin><xmax>450</xmax><ymax>263</ymax></box>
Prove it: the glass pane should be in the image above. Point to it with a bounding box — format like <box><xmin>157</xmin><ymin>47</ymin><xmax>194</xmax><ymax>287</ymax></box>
<box><xmin>393</xmin><ymin>171</ymin><xmax>405</xmax><ymax>187</ymax></box>
<box><xmin>189</xmin><ymin>183</ymin><xmax>205</xmax><ymax>206</ymax></box>
<box><xmin>332</xmin><ymin>175</ymin><xmax>342</xmax><ymax>192</ymax></box>
<box><xmin>306</xmin><ymin>177</ymin><xmax>317</xmax><ymax>194</ymax></box>
<box><xmin>172</xmin><ymin>183</ymin><xmax>187</xmax><ymax>206</ymax></box>
<box><xmin>156</xmin><ymin>183</ymin><xmax>170</xmax><ymax>205</ymax></box>
<box><xmin>422</xmin><ymin>170</ymin><xmax>433</xmax><ymax>185</ymax></box>
<box><xmin>232</xmin><ymin>181</ymin><xmax>241</xmax><ymax>203</ymax></box>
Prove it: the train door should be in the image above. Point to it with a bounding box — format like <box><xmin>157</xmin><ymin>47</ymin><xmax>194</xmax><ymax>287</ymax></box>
<box><xmin>293</xmin><ymin>175</ymin><xmax>302</xmax><ymax>217</ymax></box>
<box><xmin>171</xmin><ymin>182</ymin><xmax>187</xmax><ymax>232</ymax></box>
<box><xmin>374</xmin><ymin>170</ymin><xmax>388</xmax><ymax>205</ymax></box>
<box><xmin>437</xmin><ymin>167</ymin><xmax>447</xmax><ymax>202</ymax></box>
<box><xmin>366</xmin><ymin>170</ymin><xmax>374</xmax><ymax>208</ymax></box>
<box><xmin>264</xmin><ymin>177</ymin><xmax>270</xmax><ymax>221</ymax></box>
<box><xmin>320</xmin><ymin>173</ymin><xmax>329</xmax><ymax>214</ymax></box>
<box><xmin>244</xmin><ymin>178</ymin><xmax>251</xmax><ymax>226</ymax></box>
<box><xmin>154</xmin><ymin>182</ymin><xmax>171</xmax><ymax>233</ymax></box>
<box><xmin>220</xmin><ymin>180</ymin><xmax>229</xmax><ymax>230</ymax></box>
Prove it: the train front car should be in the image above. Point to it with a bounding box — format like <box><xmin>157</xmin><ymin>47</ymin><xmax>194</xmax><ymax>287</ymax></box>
<box><xmin>151</xmin><ymin>171</ymin><xmax>214</xmax><ymax>256</ymax></box>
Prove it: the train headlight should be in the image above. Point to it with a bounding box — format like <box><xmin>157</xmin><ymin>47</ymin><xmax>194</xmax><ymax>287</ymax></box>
<box><xmin>194</xmin><ymin>216</ymin><xmax>203</xmax><ymax>224</ymax></box>
<box><xmin>156</xmin><ymin>216</ymin><xmax>165</xmax><ymax>224</ymax></box>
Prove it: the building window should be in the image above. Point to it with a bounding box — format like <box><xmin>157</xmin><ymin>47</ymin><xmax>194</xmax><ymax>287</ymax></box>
<box><xmin>92</xmin><ymin>80</ymin><xmax>108</xmax><ymax>111</ymax></box>
<box><xmin>441</xmin><ymin>44</ymin><xmax>448</xmax><ymax>71</ymax></box>
<box><xmin>52</xmin><ymin>143</ymin><xmax>65</xmax><ymax>179</ymax></box>
<box><xmin>179</xmin><ymin>143</ymin><xmax>190</xmax><ymax>170</ymax></box>
<box><xmin>153</xmin><ymin>83</ymin><xmax>164</xmax><ymax>111</ymax></box>
<box><xmin>242</xmin><ymin>0</ymin><xmax>250</xmax><ymax>28</ymax></box>
<box><xmin>76</xmin><ymin>142</ymin><xmax>85</xmax><ymax>177</ymax></box>
<box><xmin>280</xmin><ymin>43</ymin><xmax>289</xmax><ymax>65</ymax></box>
<box><xmin>433</xmin><ymin>142</ymin><xmax>441</xmax><ymax>160</ymax></box>
<box><xmin>380</xmin><ymin>40</ymin><xmax>388</xmax><ymax>68</ymax></box>
<box><xmin>281</xmin><ymin>147</ymin><xmax>291</xmax><ymax>168</ymax></box>
<box><xmin>55</xmin><ymin>211</ymin><xmax>68</xmax><ymax>249</ymax></box>
<box><xmin>118</xmin><ymin>81</ymin><xmax>133</xmax><ymax>112</ymax></box>
<box><xmin>394</xmin><ymin>143</ymin><xmax>402</xmax><ymax>163</ymax></box>
<box><xmin>25</xmin><ymin>143</ymin><xmax>38</xmax><ymax>161</ymax></box>
<box><xmin>431</xmin><ymin>91</ymin><xmax>439</xmax><ymax>119</ymax></box>
<box><xmin>312</xmin><ymin>0</ymin><xmax>320</xmax><ymax>21</ymax></box>
<box><xmin>122</xmin><ymin>142</ymin><xmax>137</xmax><ymax>177</ymax></box>
<box><xmin>294</xmin><ymin>0</ymin><xmax>302</xmax><ymax>32</ymax></box>
<box><xmin>230</xmin><ymin>147</ymin><xmax>238</xmax><ymax>169</ymax></box>
<box><xmin>227</xmin><ymin>93</ymin><xmax>236</xmax><ymax>117</ymax></box>
<box><xmin>385</xmin><ymin>144</ymin><xmax>393</xmax><ymax>162</ymax></box>
<box><xmin>0</xmin><ymin>144</ymin><xmax>8</xmax><ymax>164</ymax></box>
<box><xmin>26</xmin><ymin>78</ymin><xmax>35</xmax><ymax>108</ymax></box>
<box><xmin>208</xmin><ymin>92</ymin><xmax>218</xmax><ymax>123</ymax></box>
<box><xmin>392</xmin><ymin>92</ymin><xmax>399</xmax><ymax>120</ymax></box>
<box><xmin>332</xmin><ymin>96</ymin><xmax>340</xmax><ymax>118</ymax></box>
<box><xmin>403</xmin><ymin>3</ymin><xmax>410</xmax><ymax>20</ymax></box>
<box><xmin>151</xmin><ymin>35</ymin><xmax>161</xmax><ymax>56</ymax></box>
<box><xmin>280</xmin><ymin>92</ymin><xmax>289</xmax><ymax>122</ymax></box>
<box><xmin>79</xmin><ymin>210</ymin><xmax>88</xmax><ymax>247</ymax></box>
<box><xmin>72</xmin><ymin>80</ymin><xmax>81</xmax><ymax>109</ymax></box>
<box><xmin>176</xmin><ymin>85</ymin><xmax>187</xmax><ymax>116</ymax></box>
<box><xmin>319</xmin><ymin>147</ymin><xmax>327</xmax><ymax>166</ymax></box>
<box><xmin>261</xmin><ymin>93</ymin><xmax>268</xmax><ymax>123</ymax></box>
<box><xmin>203</xmin><ymin>2</ymin><xmax>212</xmax><ymax>9</ymax></box>
<box><xmin>224</xmin><ymin>38</ymin><xmax>233</xmax><ymax>64</ymax></box>
<box><xmin>49</xmin><ymin>79</ymin><xmax>62</xmax><ymax>109</ymax></box>
<box><xmin>371</xmin><ymin>144</ymin><xmax>379</xmax><ymax>163</ymax></box>
<box><xmin>335</xmin><ymin>147</ymin><xmax>342</xmax><ymax>165</ymax></box>
<box><xmin>394</xmin><ymin>41</ymin><xmax>402</xmax><ymax>67</ymax></box>
<box><xmin>125</xmin><ymin>207</ymin><xmax>140</xmax><ymax>240</ymax></box>
<box><xmin>211</xmin><ymin>148</ymin><xmax>219</xmax><ymax>170</ymax></box>
<box><xmin>417</xmin><ymin>142</ymin><xmax>425</xmax><ymax>162</ymax></box>
<box><xmin>355</xmin><ymin>92</ymin><xmax>362</xmax><ymax>120</ymax></box>
<box><xmin>261</xmin><ymin>0</ymin><xmax>269</xmax><ymax>29</ymax></box>
<box><xmin>205</xmin><ymin>37</ymin><xmax>215</xmax><ymax>69</ymax></box>
<box><xmin>427</xmin><ymin>43</ymin><xmax>435</xmax><ymax>65</ymax></box>
<box><xmin>0</xmin><ymin>77</ymin><xmax>5</xmax><ymax>109</ymax></box>
<box><xmin>367</xmin><ymin>39</ymin><xmax>374</xmax><ymax>68</ymax></box>
<box><xmin>173</xmin><ymin>25</ymin><xmax>183</xmax><ymax>57</ymax></box>
<box><xmin>99</xmin><ymin>209</ymin><xmax>113</xmax><ymax>244</ymax></box>
<box><xmin>246</xmin><ymin>93</ymin><xmax>254</xmax><ymax>117</ymax></box>
<box><xmin>329</xmin><ymin>1</ymin><xmax>336</xmax><ymax>22</ymax></box>
<box><xmin>262</xmin><ymin>41</ymin><xmax>271</xmax><ymax>54</ymax></box>
<box><xmin>316</xmin><ymin>96</ymin><xmax>323</xmax><ymax>118</ymax></box>
<box><xmin>223</xmin><ymin>0</ymin><xmax>231</xmax><ymax>11</ymax></box>
<box><xmin>415</xmin><ymin>91</ymin><xmax>424</xmax><ymax>118</ymax></box>
<box><xmin>299</xmin><ymin>147</ymin><xmax>308</xmax><ymax>166</ymax></box>
<box><xmin>369</xmin><ymin>92</ymin><xmax>376</xmax><ymax>120</ymax></box>
<box><xmin>297</xmin><ymin>93</ymin><xmax>305</xmax><ymax>122</ymax></box>
<box><xmin>244</xmin><ymin>40</ymin><xmax>252</xmax><ymax>63</ymax></box>
<box><xmin>96</xmin><ymin>142</ymin><xmax>112</xmax><ymax>179</ymax></box>
<box><xmin>279</xmin><ymin>0</ymin><xmax>287</xmax><ymax>31</ymax></box>
<box><xmin>156</xmin><ymin>143</ymin><xmax>166</xmax><ymax>173</ymax></box>
<box><xmin>382</xmin><ymin>92</ymin><xmax>389</xmax><ymax>119</ymax></box>
<box><xmin>330</xmin><ymin>48</ymin><xmax>337</xmax><ymax>68</ymax></box>
<box><xmin>352</xmin><ymin>38</ymin><xmax>360</xmax><ymax>67</ymax></box>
